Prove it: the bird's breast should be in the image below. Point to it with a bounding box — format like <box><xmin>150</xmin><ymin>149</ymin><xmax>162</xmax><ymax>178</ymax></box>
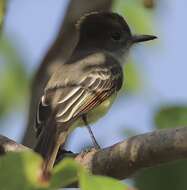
<box><xmin>70</xmin><ymin>94</ymin><xmax>116</xmax><ymax>130</ymax></box>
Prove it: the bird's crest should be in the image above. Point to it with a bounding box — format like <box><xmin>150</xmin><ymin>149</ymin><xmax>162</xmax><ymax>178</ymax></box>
<box><xmin>75</xmin><ymin>11</ymin><xmax>99</xmax><ymax>30</ymax></box>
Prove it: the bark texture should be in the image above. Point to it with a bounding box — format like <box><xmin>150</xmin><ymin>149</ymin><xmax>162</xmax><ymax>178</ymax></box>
<box><xmin>4</xmin><ymin>127</ymin><xmax>187</xmax><ymax>180</ymax></box>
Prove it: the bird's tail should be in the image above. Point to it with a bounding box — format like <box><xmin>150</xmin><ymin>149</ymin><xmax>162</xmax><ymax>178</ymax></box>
<box><xmin>34</xmin><ymin>116</ymin><xmax>68</xmax><ymax>178</ymax></box>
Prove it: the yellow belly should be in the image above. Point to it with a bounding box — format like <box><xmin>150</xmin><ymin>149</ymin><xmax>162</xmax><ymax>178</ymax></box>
<box><xmin>70</xmin><ymin>94</ymin><xmax>116</xmax><ymax>130</ymax></box>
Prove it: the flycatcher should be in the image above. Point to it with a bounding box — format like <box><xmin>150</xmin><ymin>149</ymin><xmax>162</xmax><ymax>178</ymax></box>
<box><xmin>34</xmin><ymin>12</ymin><xmax>156</xmax><ymax>176</ymax></box>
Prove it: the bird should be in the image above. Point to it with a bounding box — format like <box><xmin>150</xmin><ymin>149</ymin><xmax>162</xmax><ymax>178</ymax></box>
<box><xmin>34</xmin><ymin>11</ymin><xmax>157</xmax><ymax>177</ymax></box>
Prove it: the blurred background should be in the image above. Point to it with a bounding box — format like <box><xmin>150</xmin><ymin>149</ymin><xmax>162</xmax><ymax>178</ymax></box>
<box><xmin>1</xmin><ymin>0</ymin><xmax>187</xmax><ymax>189</ymax></box>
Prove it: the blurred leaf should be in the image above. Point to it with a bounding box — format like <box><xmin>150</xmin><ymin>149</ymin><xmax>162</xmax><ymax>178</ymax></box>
<box><xmin>135</xmin><ymin>159</ymin><xmax>187</xmax><ymax>190</ymax></box>
<box><xmin>50</xmin><ymin>158</ymin><xmax>80</xmax><ymax>189</ymax></box>
<box><xmin>113</xmin><ymin>0</ymin><xmax>154</xmax><ymax>33</ymax></box>
<box><xmin>52</xmin><ymin>158</ymin><xmax>129</xmax><ymax>190</ymax></box>
<box><xmin>143</xmin><ymin>0</ymin><xmax>156</xmax><ymax>9</ymax></box>
<box><xmin>0</xmin><ymin>153</ymin><xmax>79</xmax><ymax>190</ymax></box>
<box><xmin>0</xmin><ymin>151</ymin><xmax>43</xmax><ymax>190</ymax></box>
<box><xmin>0</xmin><ymin>151</ymin><xmax>129</xmax><ymax>190</ymax></box>
<box><xmin>0</xmin><ymin>0</ymin><xmax>6</xmax><ymax>30</ymax></box>
<box><xmin>0</xmin><ymin>36</ymin><xmax>29</xmax><ymax>118</ymax></box>
<box><xmin>123</xmin><ymin>59</ymin><xmax>141</xmax><ymax>92</ymax></box>
<box><xmin>154</xmin><ymin>105</ymin><xmax>187</xmax><ymax>129</ymax></box>
<box><xmin>80</xmin><ymin>171</ymin><xmax>128</xmax><ymax>190</ymax></box>
<box><xmin>123</xmin><ymin>127</ymin><xmax>139</xmax><ymax>137</ymax></box>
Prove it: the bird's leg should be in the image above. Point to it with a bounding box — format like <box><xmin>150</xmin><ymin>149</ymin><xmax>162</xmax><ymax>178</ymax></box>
<box><xmin>82</xmin><ymin>115</ymin><xmax>101</xmax><ymax>150</ymax></box>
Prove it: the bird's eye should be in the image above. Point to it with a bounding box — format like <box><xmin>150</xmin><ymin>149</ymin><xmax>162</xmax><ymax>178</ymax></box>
<box><xmin>111</xmin><ymin>31</ymin><xmax>121</xmax><ymax>41</ymax></box>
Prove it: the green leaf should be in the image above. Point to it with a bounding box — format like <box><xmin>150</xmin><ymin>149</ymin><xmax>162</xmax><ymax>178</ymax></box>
<box><xmin>0</xmin><ymin>0</ymin><xmax>6</xmax><ymax>30</ymax></box>
<box><xmin>50</xmin><ymin>158</ymin><xmax>80</xmax><ymax>189</ymax></box>
<box><xmin>79</xmin><ymin>171</ymin><xmax>128</xmax><ymax>190</ymax></box>
<box><xmin>135</xmin><ymin>159</ymin><xmax>187</xmax><ymax>190</ymax></box>
<box><xmin>52</xmin><ymin>158</ymin><xmax>129</xmax><ymax>190</ymax></box>
<box><xmin>123</xmin><ymin>59</ymin><xmax>141</xmax><ymax>92</ymax></box>
<box><xmin>0</xmin><ymin>151</ymin><xmax>43</xmax><ymax>190</ymax></box>
<box><xmin>113</xmin><ymin>0</ymin><xmax>154</xmax><ymax>33</ymax></box>
<box><xmin>154</xmin><ymin>105</ymin><xmax>187</xmax><ymax>129</ymax></box>
<box><xmin>0</xmin><ymin>36</ymin><xmax>29</xmax><ymax>118</ymax></box>
<box><xmin>0</xmin><ymin>152</ymin><xmax>128</xmax><ymax>190</ymax></box>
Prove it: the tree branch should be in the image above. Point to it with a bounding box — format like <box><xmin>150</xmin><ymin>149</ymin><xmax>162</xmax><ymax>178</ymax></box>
<box><xmin>0</xmin><ymin>135</ymin><xmax>28</xmax><ymax>154</ymax></box>
<box><xmin>75</xmin><ymin>126</ymin><xmax>187</xmax><ymax>179</ymax></box>
<box><xmin>2</xmin><ymin>127</ymin><xmax>187</xmax><ymax>180</ymax></box>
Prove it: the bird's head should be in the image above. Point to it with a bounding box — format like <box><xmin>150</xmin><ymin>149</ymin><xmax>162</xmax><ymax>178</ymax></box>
<box><xmin>76</xmin><ymin>12</ymin><xmax>157</xmax><ymax>56</ymax></box>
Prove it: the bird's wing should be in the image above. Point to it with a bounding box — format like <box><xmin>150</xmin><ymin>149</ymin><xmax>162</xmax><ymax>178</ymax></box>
<box><xmin>35</xmin><ymin>54</ymin><xmax>123</xmax><ymax>136</ymax></box>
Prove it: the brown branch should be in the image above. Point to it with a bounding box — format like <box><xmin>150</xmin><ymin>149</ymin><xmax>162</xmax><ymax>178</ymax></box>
<box><xmin>0</xmin><ymin>135</ymin><xmax>28</xmax><ymax>154</ymax></box>
<box><xmin>2</xmin><ymin>127</ymin><xmax>187</xmax><ymax>180</ymax></box>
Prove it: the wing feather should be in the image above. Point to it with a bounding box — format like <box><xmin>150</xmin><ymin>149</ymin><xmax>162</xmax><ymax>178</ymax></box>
<box><xmin>55</xmin><ymin>67</ymin><xmax>120</xmax><ymax>122</ymax></box>
<box><xmin>35</xmin><ymin>53</ymin><xmax>123</xmax><ymax>136</ymax></box>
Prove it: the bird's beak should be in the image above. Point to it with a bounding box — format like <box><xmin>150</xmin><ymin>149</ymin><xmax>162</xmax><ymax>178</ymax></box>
<box><xmin>131</xmin><ymin>34</ymin><xmax>157</xmax><ymax>43</ymax></box>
